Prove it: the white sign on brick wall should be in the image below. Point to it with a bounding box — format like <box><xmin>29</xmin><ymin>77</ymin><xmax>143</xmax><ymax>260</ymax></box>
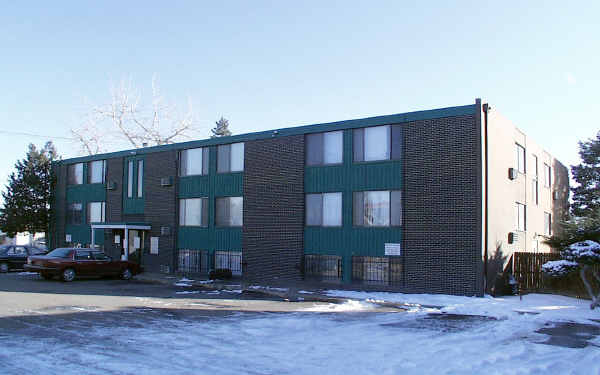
<box><xmin>150</xmin><ymin>237</ymin><xmax>159</xmax><ymax>255</ymax></box>
<box><xmin>384</xmin><ymin>243</ymin><xmax>401</xmax><ymax>256</ymax></box>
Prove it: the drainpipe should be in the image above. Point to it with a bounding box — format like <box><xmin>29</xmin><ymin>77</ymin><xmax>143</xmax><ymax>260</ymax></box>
<box><xmin>482</xmin><ymin>103</ymin><xmax>490</xmax><ymax>293</ymax></box>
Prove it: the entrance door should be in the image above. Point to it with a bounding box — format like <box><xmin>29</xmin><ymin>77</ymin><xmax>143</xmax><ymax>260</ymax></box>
<box><xmin>127</xmin><ymin>230</ymin><xmax>145</xmax><ymax>265</ymax></box>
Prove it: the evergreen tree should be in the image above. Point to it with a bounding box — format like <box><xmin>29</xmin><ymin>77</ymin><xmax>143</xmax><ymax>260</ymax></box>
<box><xmin>211</xmin><ymin>117</ymin><xmax>232</xmax><ymax>138</ymax></box>
<box><xmin>0</xmin><ymin>142</ymin><xmax>58</xmax><ymax>241</ymax></box>
<box><xmin>571</xmin><ymin>131</ymin><xmax>600</xmax><ymax>217</ymax></box>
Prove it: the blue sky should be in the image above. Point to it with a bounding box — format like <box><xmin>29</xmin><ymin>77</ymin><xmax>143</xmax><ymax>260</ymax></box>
<box><xmin>0</xmin><ymin>1</ymin><xmax>598</xmax><ymax>194</ymax></box>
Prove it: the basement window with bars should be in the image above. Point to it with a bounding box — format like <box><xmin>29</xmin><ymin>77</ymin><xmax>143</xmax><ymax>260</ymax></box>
<box><xmin>353</xmin><ymin>125</ymin><xmax>402</xmax><ymax>162</ymax></box>
<box><xmin>178</xmin><ymin>249</ymin><xmax>209</xmax><ymax>274</ymax></box>
<box><xmin>352</xmin><ymin>256</ymin><xmax>402</xmax><ymax>285</ymax></box>
<box><xmin>180</xmin><ymin>147</ymin><xmax>209</xmax><ymax>176</ymax></box>
<box><xmin>214</xmin><ymin>251</ymin><xmax>242</xmax><ymax>276</ymax></box>
<box><xmin>179</xmin><ymin>198</ymin><xmax>209</xmax><ymax>227</ymax></box>
<box><xmin>304</xmin><ymin>254</ymin><xmax>342</xmax><ymax>281</ymax></box>
<box><xmin>306</xmin><ymin>131</ymin><xmax>343</xmax><ymax>166</ymax></box>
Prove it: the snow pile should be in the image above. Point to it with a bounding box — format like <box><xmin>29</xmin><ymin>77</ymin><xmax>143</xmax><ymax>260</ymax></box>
<box><xmin>324</xmin><ymin>290</ymin><xmax>600</xmax><ymax>323</ymax></box>
<box><xmin>542</xmin><ymin>260</ymin><xmax>579</xmax><ymax>276</ymax></box>
<box><xmin>178</xmin><ymin>277</ymin><xmax>194</xmax><ymax>282</ymax></box>
<box><xmin>174</xmin><ymin>282</ymin><xmax>192</xmax><ymax>287</ymax></box>
<box><xmin>563</xmin><ymin>240</ymin><xmax>600</xmax><ymax>265</ymax></box>
<box><xmin>304</xmin><ymin>300</ymin><xmax>376</xmax><ymax>312</ymax></box>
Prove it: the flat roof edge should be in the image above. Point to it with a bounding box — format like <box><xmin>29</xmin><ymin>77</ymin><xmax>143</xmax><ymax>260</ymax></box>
<box><xmin>60</xmin><ymin>102</ymin><xmax>477</xmax><ymax>164</ymax></box>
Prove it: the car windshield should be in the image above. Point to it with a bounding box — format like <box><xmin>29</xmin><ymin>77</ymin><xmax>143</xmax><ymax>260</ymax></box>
<box><xmin>46</xmin><ymin>248</ymin><xmax>73</xmax><ymax>258</ymax></box>
<box><xmin>0</xmin><ymin>245</ymin><xmax>8</xmax><ymax>255</ymax></box>
<box><xmin>29</xmin><ymin>247</ymin><xmax>46</xmax><ymax>255</ymax></box>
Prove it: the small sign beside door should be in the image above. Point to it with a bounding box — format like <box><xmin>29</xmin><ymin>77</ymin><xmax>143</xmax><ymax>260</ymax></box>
<box><xmin>384</xmin><ymin>243</ymin><xmax>401</xmax><ymax>256</ymax></box>
<box><xmin>65</xmin><ymin>234</ymin><xmax>72</xmax><ymax>242</ymax></box>
<box><xmin>150</xmin><ymin>237</ymin><xmax>159</xmax><ymax>255</ymax></box>
<box><xmin>114</xmin><ymin>235</ymin><xmax>121</xmax><ymax>244</ymax></box>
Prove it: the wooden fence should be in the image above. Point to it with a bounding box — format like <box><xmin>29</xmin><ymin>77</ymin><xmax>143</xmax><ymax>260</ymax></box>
<box><xmin>510</xmin><ymin>252</ymin><xmax>600</xmax><ymax>297</ymax></box>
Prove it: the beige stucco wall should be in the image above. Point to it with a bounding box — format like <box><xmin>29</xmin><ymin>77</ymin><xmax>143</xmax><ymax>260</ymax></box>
<box><xmin>485</xmin><ymin>107</ymin><xmax>569</xmax><ymax>281</ymax></box>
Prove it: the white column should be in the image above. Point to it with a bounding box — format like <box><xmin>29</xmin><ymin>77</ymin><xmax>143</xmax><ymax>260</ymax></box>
<box><xmin>90</xmin><ymin>226</ymin><xmax>95</xmax><ymax>249</ymax></box>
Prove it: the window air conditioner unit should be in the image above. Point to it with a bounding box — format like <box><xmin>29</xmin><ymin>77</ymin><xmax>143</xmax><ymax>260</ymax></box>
<box><xmin>160</xmin><ymin>177</ymin><xmax>173</xmax><ymax>187</ymax></box>
<box><xmin>106</xmin><ymin>182</ymin><xmax>117</xmax><ymax>190</ymax></box>
<box><xmin>508</xmin><ymin>232</ymin><xmax>518</xmax><ymax>244</ymax></box>
<box><xmin>160</xmin><ymin>226</ymin><xmax>171</xmax><ymax>236</ymax></box>
<box><xmin>508</xmin><ymin>168</ymin><xmax>518</xmax><ymax>180</ymax></box>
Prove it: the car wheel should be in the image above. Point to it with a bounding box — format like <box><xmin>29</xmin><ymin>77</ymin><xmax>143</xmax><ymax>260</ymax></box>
<box><xmin>41</xmin><ymin>273</ymin><xmax>53</xmax><ymax>280</ymax></box>
<box><xmin>0</xmin><ymin>263</ymin><xmax>8</xmax><ymax>273</ymax></box>
<box><xmin>120</xmin><ymin>268</ymin><xmax>133</xmax><ymax>280</ymax></box>
<box><xmin>62</xmin><ymin>268</ymin><xmax>76</xmax><ymax>282</ymax></box>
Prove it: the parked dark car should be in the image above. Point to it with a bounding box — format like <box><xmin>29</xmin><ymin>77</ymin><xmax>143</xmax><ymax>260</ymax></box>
<box><xmin>24</xmin><ymin>248</ymin><xmax>143</xmax><ymax>281</ymax></box>
<box><xmin>0</xmin><ymin>245</ymin><xmax>47</xmax><ymax>273</ymax></box>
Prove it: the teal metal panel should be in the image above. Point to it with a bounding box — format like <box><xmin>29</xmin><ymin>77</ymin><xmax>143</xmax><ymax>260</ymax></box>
<box><xmin>65</xmin><ymin>225</ymin><xmax>104</xmax><ymax>246</ymax></box>
<box><xmin>214</xmin><ymin>173</ymin><xmax>243</xmax><ymax>196</ymax></box>
<box><xmin>304</xmin><ymin>129</ymin><xmax>404</xmax><ymax>282</ymax></box>
<box><xmin>66</xmin><ymin>184</ymin><xmax>106</xmax><ymax>203</ymax></box>
<box><xmin>177</xmin><ymin>227</ymin><xmax>242</xmax><ymax>251</ymax></box>
<box><xmin>59</xmin><ymin>103</ymin><xmax>476</xmax><ymax>165</ymax></box>
<box><xmin>179</xmin><ymin>175</ymin><xmax>210</xmax><ymax>198</ymax></box>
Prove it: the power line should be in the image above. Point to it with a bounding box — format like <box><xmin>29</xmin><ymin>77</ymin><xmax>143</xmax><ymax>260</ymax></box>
<box><xmin>0</xmin><ymin>130</ymin><xmax>75</xmax><ymax>141</ymax></box>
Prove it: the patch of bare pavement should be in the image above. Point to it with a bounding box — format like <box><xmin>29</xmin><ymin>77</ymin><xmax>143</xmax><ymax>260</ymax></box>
<box><xmin>535</xmin><ymin>322</ymin><xmax>600</xmax><ymax>348</ymax></box>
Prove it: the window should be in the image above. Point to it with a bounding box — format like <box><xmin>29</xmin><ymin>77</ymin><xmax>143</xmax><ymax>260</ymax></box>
<box><xmin>87</xmin><ymin>202</ymin><xmax>106</xmax><ymax>223</ymax></box>
<box><xmin>353</xmin><ymin>125</ymin><xmax>402</xmax><ymax>162</ymax></box>
<box><xmin>515</xmin><ymin>202</ymin><xmax>526</xmax><ymax>231</ymax></box>
<box><xmin>353</xmin><ymin>191</ymin><xmax>402</xmax><ymax>227</ymax></box>
<box><xmin>67</xmin><ymin>163</ymin><xmax>83</xmax><ymax>185</ymax></box>
<box><xmin>217</xmin><ymin>143</ymin><xmax>244</xmax><ymax>173</ymax></box>
<box><xmin>75</xmin><ymin>250</ymin><xmax>93</xmax><ymax>261</ymax></box>
<box><xmin>67</xmin><ymin>203</ymin><xmax>83</xmax><ymax>225</ymax></box>
<box><xmin>127</xmin><ymin>161</ymin><xmax>134</xmax><ymax>198</ymax></box>
<box><xmin>544</xmin><ymin>212</ymin><xmax>552</xmax><ymax>236</ymax></box>
<box><xmin>352</xmin><ymin>256</ymin><xmax>402</xmax><ymax>285</ymax></box>
<box><xmin>515</xmin><ymin>143</ymin><xmax>525</xmax><ymax>173</ymax></box>
<box><xmin>88</xmin><ymin>160</ymin><xmax>105</xmax><ymax>184</ymax></box>
<box><xmin>8</xmin><ymin>246</ymin><xmax>27</xmax><ymax>256</ymax></box>
<box><xmin>306</xmin><ymin>131</ymin><xmax>343</xmax><ymax>166</ymax></box>
<box><xmin>179</xmin><ymin>198</ymin><xmax>209</xmax><ymax>227</ymax></box>
<box><xmin>93</xmin><ymin>252</ymin><xmax>111</xmax><ymax>261</ymax></box>
<box><xmin>180</xmin><ymin>147</ymin><xmax>209</xmax><ymax>176</ymax></box>
<box><xmin>304</xmin><ymin>255</ymin><xmax>342</xmax><ymax>280</ymax></box>
<box><xmin>214</xmin><ymin>251</ymin><xmax>242</xmax><ymax>276</ymax></box>
<box><xmin>532</xmin><ymin>155</ymin><xmax>538</xmax><ymax>205</ymax></box>
<box><xmin>215</xmin><ymin>197</ymin><xmax>243</xmax><ymax>226</ymax></box>
<box><xmin>305</xmin><ymin>192</ymin><xmax>342</xmax><ymax>226</ymax></box>
<box><xmin>137</xmin><ymin>160</ymin><xmax>144</xmax><ymax>198</ymax></box>
<box><xmin>544</xmin><ymin>163</ymin><xmax>551</xmax><ymax>187</ymax></box>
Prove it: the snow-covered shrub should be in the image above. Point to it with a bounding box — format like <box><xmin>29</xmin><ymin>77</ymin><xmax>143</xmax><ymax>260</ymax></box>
<box><xmin>541</xmin><ymin>260</ymin><xmax>579</xmax><ymax>277</ymax></box>
<box><xmin>542</xmin><ymin>240</ymin><xmax>600</xmax><ymax>310</ymax></box>
<box><xmin>561</xmin><ymin>240</ymin><xmax>600</xmax><ymax>265</ymax></box>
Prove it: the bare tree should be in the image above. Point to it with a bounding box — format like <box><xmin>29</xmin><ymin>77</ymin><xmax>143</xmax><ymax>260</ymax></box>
<box><xmin>71</xmin><ymin>76</ymin><xmax>202</xmax><ymax>155</ymax></box>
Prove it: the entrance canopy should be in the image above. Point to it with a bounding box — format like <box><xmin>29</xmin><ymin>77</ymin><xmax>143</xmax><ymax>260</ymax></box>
<box><xmin>90</xmin><ymin>222</ymin><xmax>151</xmax><ymax>250</ymax></box>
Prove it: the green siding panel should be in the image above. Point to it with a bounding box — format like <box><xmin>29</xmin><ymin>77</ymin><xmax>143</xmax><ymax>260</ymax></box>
<box><xmin>177</xmin><ymin>227</ymin><xmax>242</xmax><ymax>251</ymax></box>
<box><xmin>179</xmin><ymin>175</ymin><xmax>210</xmax><ymax>198</ymax></box>
<box><xmin>65</xmin><ymin>225</ymin><xmax>104</xmax><ymax>246</ymax></box>
<box><xmin>214</xmin><ymin>173</ymin><xmax>243</xmax><ymax>196</ymax></box>
<box><xmin>66</xmin><ymin>184</ymin><xmax>106</xmax><ymax>203</ymax></box>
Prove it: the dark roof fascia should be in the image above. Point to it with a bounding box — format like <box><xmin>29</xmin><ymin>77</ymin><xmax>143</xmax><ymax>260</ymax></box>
<box><xmin>59</xmin><ymin>103</ymin><xmax>476</xmax><ymax>165</ymax></box>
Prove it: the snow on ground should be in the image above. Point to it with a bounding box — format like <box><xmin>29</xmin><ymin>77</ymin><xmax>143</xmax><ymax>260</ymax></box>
<box><xmin>325</xmin><ymin>290</ymin><xmax>600</xmax><ymax>323</ymax></box>
<box><xmin>2</xmin><ymin>303</ymin><xmax>599</xmax><ymax>375</ymax></box>
<box><xmin>174</xmin><ymin>282</ymin><xmax>192</xmax><ymax>287</ymax></box>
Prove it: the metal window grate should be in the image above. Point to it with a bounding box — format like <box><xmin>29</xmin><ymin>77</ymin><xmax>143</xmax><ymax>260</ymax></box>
<box><xmin>178</xmin><ymin>249</ymin><xmax>209</xmax><ymax>274</ymax></box>
<box><xmin>304</xmin><ymin>255</ymin><xmax>342</xmax><ymax>281</ymax></box>
<box><xmin>214</xmin><ymin>251</ymin><xmax>242</xmax><ymax>276</ymax></box>
<box><xmin>352</xmin><ymin>256</ymin><xmax>402</xmax><ymax>285</ymax></box>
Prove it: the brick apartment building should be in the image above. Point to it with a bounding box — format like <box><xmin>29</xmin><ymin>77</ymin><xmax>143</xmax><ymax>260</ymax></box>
<box><xmin>49</xmin><ymin>99</ymin><xmax>569</xmax><ymax>296</ymax></box>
